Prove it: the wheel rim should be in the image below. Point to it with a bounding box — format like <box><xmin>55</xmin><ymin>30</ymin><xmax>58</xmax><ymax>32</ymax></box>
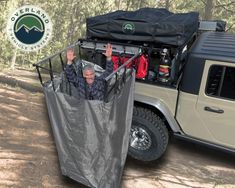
<box><xmin>129</xmin><ymin>126</ymin><xmax>152</xmax><ymax>150</ymax></box>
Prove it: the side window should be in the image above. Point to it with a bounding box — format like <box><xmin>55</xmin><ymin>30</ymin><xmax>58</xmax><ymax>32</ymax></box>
<box><xmin>206</xmin><ymin>65</ymin><xmax>235</xmax><ymax>100</ymax></box>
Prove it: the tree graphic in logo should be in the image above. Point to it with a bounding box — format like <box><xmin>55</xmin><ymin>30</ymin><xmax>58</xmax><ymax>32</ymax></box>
<box><xmin>14</xmin><ymin>14</ymin><xmax>44</xmax><ymax>44</ymax></box>
<box><xmin>122</xmin><ymin>22</ymin><xmax>135</xmax><ymax>34</ymax></box>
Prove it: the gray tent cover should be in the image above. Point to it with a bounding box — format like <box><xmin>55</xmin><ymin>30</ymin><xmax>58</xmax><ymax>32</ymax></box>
<box><xmin>43</xmin><ymin>72</ymin><xmax>135</xmax><ymax>188</ymax></box>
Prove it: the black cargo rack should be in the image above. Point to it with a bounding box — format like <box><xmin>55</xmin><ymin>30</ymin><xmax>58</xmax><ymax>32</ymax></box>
<box><xmin>33</xmin><ymin>39</ymin><xmax>142</xmax><ymax>100</ymax></box>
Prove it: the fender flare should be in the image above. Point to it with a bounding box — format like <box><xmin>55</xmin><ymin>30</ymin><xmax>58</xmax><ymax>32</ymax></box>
<box><xmin>134</xmin><ymin>93</ymin><xmax>183</xmax><ymax>133</ymax></box>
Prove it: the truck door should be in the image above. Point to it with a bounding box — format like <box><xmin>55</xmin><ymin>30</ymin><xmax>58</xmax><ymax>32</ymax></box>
<box><xmin>196</xmin><ymin>61</ymin><xmax>235</xmax><ymax>148</ymax></box>
<box><xmin>176</xmin><ymin>60</ymin><xmax>235</xmax><ymax>149</ymax></box>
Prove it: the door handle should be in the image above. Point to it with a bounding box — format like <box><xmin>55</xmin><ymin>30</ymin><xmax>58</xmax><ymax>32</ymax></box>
<box><xmin>204</xmin><ymin>106</ymin><xmax>224</xmax><ymax>114</ymax></box>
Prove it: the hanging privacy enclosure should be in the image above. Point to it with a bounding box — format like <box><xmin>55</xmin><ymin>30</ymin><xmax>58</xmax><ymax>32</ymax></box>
<box><xmin>34</xmin><ymin>40</ymin><xmax>141</xmax><ymax>188</ymax></box>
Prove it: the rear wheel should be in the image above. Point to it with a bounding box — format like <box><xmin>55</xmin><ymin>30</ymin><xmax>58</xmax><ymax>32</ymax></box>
<box><xmin>128</xmin><ymin>106</ymin><xmax>169</xmax><ymax>161</ymax></box>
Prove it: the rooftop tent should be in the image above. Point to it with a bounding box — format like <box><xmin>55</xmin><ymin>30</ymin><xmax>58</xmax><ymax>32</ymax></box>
<box><xmin>86</xmin><ymin>8</ymin><xmax>199</xmax><ymax>46</ymax></box>
<box><xmin>34</xmin><ymin>41</ymin><xmax>140</xmax><ymax>188</ymax></box>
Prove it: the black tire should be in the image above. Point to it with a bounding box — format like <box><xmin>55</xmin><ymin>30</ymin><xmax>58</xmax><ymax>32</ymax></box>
<box><xmin>128</xmin><ymin>106</ymin><xmax>169</xmax><ymax>161</ymax></box>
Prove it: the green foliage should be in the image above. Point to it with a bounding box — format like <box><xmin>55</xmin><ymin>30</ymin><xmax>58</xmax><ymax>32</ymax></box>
<box><xmin>0</xmin><ymin>0</ymin><xmax>234</xmax><ymax>69</ymax></box>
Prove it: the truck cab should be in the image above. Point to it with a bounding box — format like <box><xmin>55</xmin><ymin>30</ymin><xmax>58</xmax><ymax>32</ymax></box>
<box><xmin>176</xmin><ymin>32</ymin><xmax>235</xmax><ymax>150</ymax></box>
<box><xmin>130</xmin><ymin>31</ymin><xmax>235</xmax><ymax>161</ymax></box>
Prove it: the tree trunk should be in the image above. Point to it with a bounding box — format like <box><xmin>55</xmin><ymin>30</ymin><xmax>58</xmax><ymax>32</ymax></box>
<box><xmin>118</xmin><ymin>0</ymin><xmax>122</xmax><ymax>9</ymax></box>
<box><xmin>138</xmin><ymin>0</ymin><xmax>143</xmax><ymax>9</ymax></box>
<box><xmin>10</xmin><ymin>50</ymin><xmax>17</xmax><ymax>70</ymax></box>
<box><xmin>115</xmin><ymin>0</ymin><xmax>122</xmax><ymax>9</ymax></box>
<box><xmin>66</xmin><ymin>0</ymin><xmax>75</xmax><ymax>44</ymax></box>
<box><xmin>204</xmin><ymin>0</ymin><xmax>214</xmax><ymax>20</ymax></box>
<box><xmin>126</xmin><ymin>0</ymin><xmax>131</xmax><ymax>11</ymax></box>
<box><xmin>165</xmin><ymin>0</ymin><xmax>170</xmax><ymax>10</ymax></box>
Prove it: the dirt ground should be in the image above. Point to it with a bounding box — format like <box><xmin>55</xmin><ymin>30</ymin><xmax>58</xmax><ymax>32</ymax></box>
<box><xmin>0</xmin><ymin>82</ymin><xmax>235</xmax><ymax>188</ymax></box>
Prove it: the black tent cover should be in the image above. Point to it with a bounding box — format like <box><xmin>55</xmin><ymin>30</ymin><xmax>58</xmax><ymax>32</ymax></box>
<box><xmin>87</xmin><ymin>8</ymin><xmax>199</xmax><ymax>46</ymax></box>
<box><xmin>43</xmin><ymin>71</ymin><xmax>135</xmax><ymax>188</ymax></box>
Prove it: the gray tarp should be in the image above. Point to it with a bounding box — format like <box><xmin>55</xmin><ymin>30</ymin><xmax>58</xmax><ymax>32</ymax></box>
<box><xmin>43</xmin><ymin>72</ymin><xmax>135</xmax><ymax>188</ymax></box>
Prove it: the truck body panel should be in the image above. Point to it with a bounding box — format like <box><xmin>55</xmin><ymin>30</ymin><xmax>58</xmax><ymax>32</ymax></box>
<box><xmin>176</xmin><ymin>91</ymin><xmax>215</xmax><ymax>140</ymax></box>
<box><xmin>135</xmin><ymin>82</ymin><xmax>178</xmax><ymax>116</ymax></box>
<box><xmin>134</xmin><ymin>82</ymin><xmax>181</xmax><ymax>133</ymax></box>
<box><xmin>177</xmin><ymin>54</ymin><xmax>235</xmax><ymax>149</ymax></box>
<box><xmin>196</xmin><ymin>60</ymin><xmax>235</xmax><ymax>148</ymax></box>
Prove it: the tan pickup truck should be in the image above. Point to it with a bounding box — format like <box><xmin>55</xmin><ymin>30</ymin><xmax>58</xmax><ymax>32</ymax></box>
<box><xmin>129</xmin><ymin>31</ymin><xmax>235</xmax><ymax>161</ymax></box>
<box><xmin>34</xmin><ymin>26</ymin><xmax>235</xmax><ymax>162</ymax></box>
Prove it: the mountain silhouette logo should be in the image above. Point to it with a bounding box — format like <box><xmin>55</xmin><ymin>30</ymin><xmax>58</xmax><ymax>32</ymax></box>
<box><xmin>122</xmin><ymin>22</ymin><xmax>135</xmax><ymax>34</ymax></box>
<box><xmin>14</xmin><ymin>14</ymin><xmax>45</xmax><ymax>44</ymax></box>
<box><xmin>7</xmin><ymin>5</ymin><xmax>53</xmax><ymax>52</ymax></box>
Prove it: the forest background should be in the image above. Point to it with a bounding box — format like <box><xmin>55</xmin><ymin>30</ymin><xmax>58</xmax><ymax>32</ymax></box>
<box><xmin>0</xmin><ymin>0</ymin><xmax>234</xmax><ymax>69</ymax></box>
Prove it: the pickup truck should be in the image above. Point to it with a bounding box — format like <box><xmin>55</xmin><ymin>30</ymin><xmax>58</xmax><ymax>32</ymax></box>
<box><xmin>34</xmin><ymin>9</ymin><xmax>235</xmax><ymax>162</ymax></box>
<box><xmin>129</xmin><ymin>31</ymin><xmax>235</xmax><ymax>161</ymax></box>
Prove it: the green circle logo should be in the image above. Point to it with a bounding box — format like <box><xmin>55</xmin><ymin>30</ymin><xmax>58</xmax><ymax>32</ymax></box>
<box><xmin>7</xmin><ymin>5</ymin><xmax>52</xmax><ymax>52</ymax></box>
<box><xmin>122</xmin><ymin>22</ymin><xmax>135</xmax><ymax>34</ymax></box>
<box><xmin>14</xmin><ymin>14</ymin><xmax>45</xmax><ymax>44</ymax></box>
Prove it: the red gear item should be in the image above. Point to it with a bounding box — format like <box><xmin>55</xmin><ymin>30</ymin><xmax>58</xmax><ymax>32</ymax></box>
<box><xmin>111</xmin><ymin>54</ymin><xmax>148</xmax><ymax>79</ymax></box>
<box><xmin>111</xmin><ymin>56</ymin><xmax>120</xmax><ymax>70</ymax></box>
<box><xmin>111</xmin><ymin>56</ymin><xmax>133</xmax><ymax>70</ymax></box>
<box><xmin>135</xmin><ymin>55</ymin><xmax>148</xmax><ymax>79</ymax></box>
<box><xmin>159</xmin><ymin>66</ymin><xmax>170</xmax><ymax>74</ymax></box>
